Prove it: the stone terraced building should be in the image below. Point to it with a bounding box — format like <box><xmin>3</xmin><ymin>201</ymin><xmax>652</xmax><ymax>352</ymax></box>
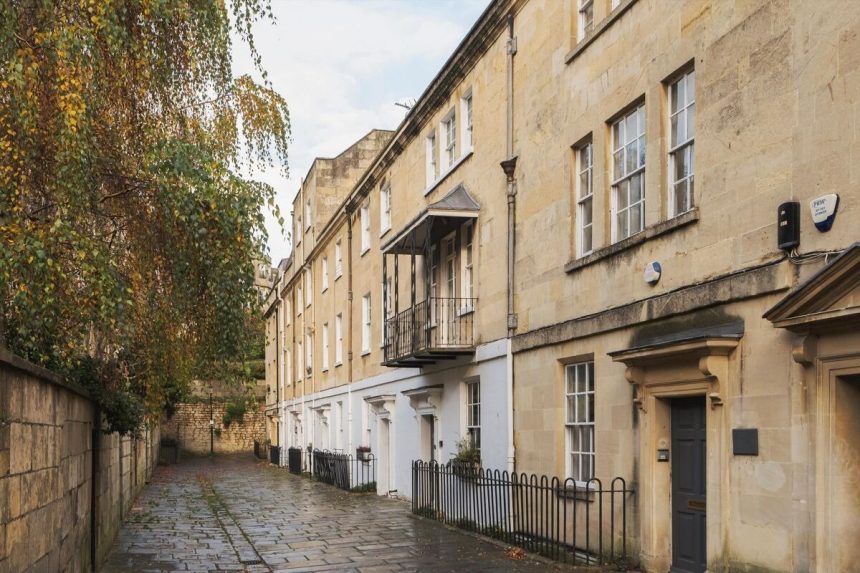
<box><xmin>264</xmin><ymin>1</ymin><xmax>860</xmax><ymax>571</ymax></box>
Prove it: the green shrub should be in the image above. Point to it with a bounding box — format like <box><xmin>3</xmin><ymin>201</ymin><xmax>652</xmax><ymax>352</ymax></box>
<box><xmin>221</xmin><ymin>398</ymin><xmax>247</xmax><ymax>428</ymax></box>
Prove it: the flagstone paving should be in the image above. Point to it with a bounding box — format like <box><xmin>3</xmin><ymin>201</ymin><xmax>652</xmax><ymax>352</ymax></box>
<box><xmin>102</xmin><ymin>454</ymin><xmax>569</xmax><ymax>572</ymax></box>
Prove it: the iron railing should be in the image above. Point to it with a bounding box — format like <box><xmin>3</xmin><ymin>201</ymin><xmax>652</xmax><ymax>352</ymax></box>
<box><xmin>286</xmin><ymin>447</ymin><xmax>377</xmax><ymax>493</ymax></box>
<box><xmin>384</xmin><ymin>297</ymin><xmax>476</xmax><ymax>363</ymax></box>
<box><xmin>412</xmin><ymin>460</ymin><xmax>634</xmax><ymax>567</ymax></box>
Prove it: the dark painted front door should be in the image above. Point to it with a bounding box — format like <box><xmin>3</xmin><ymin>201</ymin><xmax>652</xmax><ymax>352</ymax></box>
<box><xmin>671</xmin><ymin>396</ymin><xmax>707</xmax><ymax>573</ymax></box>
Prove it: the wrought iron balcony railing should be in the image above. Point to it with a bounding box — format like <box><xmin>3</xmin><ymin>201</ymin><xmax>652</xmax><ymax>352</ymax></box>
<box><xmin>383</xmin><ymin>297</ymin><xmax>476</xmax><ymax>366</ymax></box>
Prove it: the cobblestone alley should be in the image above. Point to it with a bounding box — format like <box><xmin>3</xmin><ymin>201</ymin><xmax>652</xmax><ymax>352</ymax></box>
<box><xmin>101</xmin><ymin>455</ymin><xmax>567</xmax><ymax>572</ymax></box>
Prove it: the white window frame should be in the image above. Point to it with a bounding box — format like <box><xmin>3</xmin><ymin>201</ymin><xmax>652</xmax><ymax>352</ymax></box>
<box><xmin>335</xmin><ymin>401</ymin><xmax>344</xmax><ymax>451</ymax></box>
<box><xmin>305</xmin><ymin>333</ymin><xmax>313</xmax><ymax>376</ymax></box>
<box><xmin>565</xmin><ymin>361</ymin><xmax>595</xmax><ymax>485</ymax></box>
<box><xmin>286</xmin><ymin>299</ymin><xmax>292</xmax><ymax>326</ymax></box>
<box><xmin>335</xmin><ymin>313</ymin><xmax>343</xmax><ymax>366</ymax></box>
<box><xmin>305</xmin><ymin>270</ymin><xmax>312</xmax><ymax>307</ymax></box>
<box><xmin>335</xmin><ymin>239</ymin><xmax>343</xmax><ymax>278</ymax></box>
<box><xmin>360</xmin><ymin>203</ymin><xmax>370</xmax><ymax>255</ymax></box>
<box><xmin>576</xmin><ymin>140</ymin><xmax>594</xmax><ymax>257</ymax></box>
<box><xmin>441</xmin><ymin>109</ymin><xmax>457</xmax><ymax>171</ymax></box>
<box><xmin>425</xmin><ymin>132</ymin><xmax>437</xmax><ymax>187</ymax></box>
<box><xmin>305</xmin><ymin>198</ymin><xmax>312</xmax><ymax>231</ymax></box>
<box><xmin>668</xmin><ymin>69</ymin><xmax>696</xmax><ymax>217</ymax></box>
<box><xmin>380</xmin><ymin>276</ymin><xmax>392</xmax><ymax>347</ymax></box>
<box><xmin>380</xmin><ymin>182</ymin><xmax>391</xmax><ymax>234</ymax></box>
<box><xmin>466</xmin><ymin>380</ymin><xmax>481</xmax><ymax>458</ymax></box>
<box><xmin>578</xmin><ymin>0</ymin><xmax>594</xmax><ymax>39</ymax></box>
<box><xmin>460</xmin><ymin>221</ymin><xmax>474</xmax><ymax>311</ymax></box>
<box><xmin>296</xmin><ymin>339</ymin><xmax>303</xmax><ymax>381</ymax></box>
<box><xmin>297</xmin><ymin>286</ymin><xmax>303</xmax><ymax>314</ymax></box>
<box><xmin>611</xmin><ymin>103</ymin><xmax>646</xmax><ymax>242</ymax></box>
<box><xmin>460</xmin><ymin>91</ymin><xmax>473</xmax><ymax>153</ymax></box>
<box><xmin>321</xmin><ymin>257</ymin><xmax>329</xmax><ymax>292</ymax></box>
<box><xmin>362</xmin><ymin>401</ymin><xmax>371</xmax><ymax>448</ymax></box>
<box><xmin>322</xmin><ymin>322</ymin><xmax>330</xmax><ymax>372</ymax></box>
<box><xmin>361</xmin><ymin>294</ymin><xmax>371</xmax><ymax>355</ymax></box>
<box><xmin>428</xmin><ymin>245</ymin><xmax>438</xmax><ymax>327</ymax></box>
<box><xmin>285</xmin><ymin>348</ymin><xmax>291</xmax><ymax>386</ymax></box>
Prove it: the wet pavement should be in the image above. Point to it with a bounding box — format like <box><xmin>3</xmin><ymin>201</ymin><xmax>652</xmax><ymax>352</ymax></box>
<box><xmin>101</xmin><ymin>454</ymin><xmax>568</xmax><ymax>572</ymax></box>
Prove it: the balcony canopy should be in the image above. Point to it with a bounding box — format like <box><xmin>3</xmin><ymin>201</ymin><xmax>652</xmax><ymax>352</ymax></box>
<box><xmin>381</xmin><ymin>184</ymin><xmax>480</xmax><ymax>255</ymax></box>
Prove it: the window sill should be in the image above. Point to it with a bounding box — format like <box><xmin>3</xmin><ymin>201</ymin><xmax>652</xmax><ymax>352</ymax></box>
<box><xmin>335</xmin><ymin>361</ymin><xmax>343</xmax><ymax>368</ymax></box>
<box><xmin>321</xmin><ymin>367</ymin><xmax>329</xmax><ymax>373</ymax></box>
<box><xmin>380</xmin><ymin>227</ymin><xmax>391</xmax><ymax>239</ymax></box>
<box><xmin>564</xmin><ymin>208</ymin><xmax>699</xmax><ymax>273</ymax></box>
<box><xmin>335</xmin><ymin>273</ymin><xmax>342</xmax><ymax>281</ymax></box>
<box><xmin>321</xmin><ymin>287</ymin><xmax>328</xmax><ymax>294</ymax></box>
<box><xmin>565</xmin><ymin>0</ymin><xmax>638</xmax><ymax>65</ymax></box>
<box><xmin>360</xmin><ymin>247</ymin><xmax>370</xmax><ymax>257</ymax></box>
<box><xmin>556</xmin><ymin>483</ymin><xmax>597</xmax><ymax>501</ymax></box>
<box><xmin>423</xmin><ymin>151</ymin><xmax>473</xmax><ymax>196</ymax></box>
<box><xmin>361</xmin><ymin>349</ymin><xmax>371</xmax><ymax>357</ymax></box>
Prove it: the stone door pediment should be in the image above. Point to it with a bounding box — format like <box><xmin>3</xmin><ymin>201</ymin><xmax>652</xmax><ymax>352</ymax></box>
<box><xmin>365</xmin><ymin>394</ymin><xmax>396</xmax><ymax>420</ymax></box>
<box><xmin>402</xmin><ymin>385</ymin><xmax>443</xmax><ymax>417</ymax></box>
<box><xmin>764</xmin><ymin>243</ymin><xmax>860</xmax><ymax>333</ymax></box>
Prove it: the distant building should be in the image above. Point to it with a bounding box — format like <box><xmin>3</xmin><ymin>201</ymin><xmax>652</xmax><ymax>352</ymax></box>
<box><xmin>264</xmin><ymin>1</ymin><xmax>860</xmax><ymax>571</ymax></box>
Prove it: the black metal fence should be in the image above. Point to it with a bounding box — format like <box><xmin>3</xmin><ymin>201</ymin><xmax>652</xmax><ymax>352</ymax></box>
<box><xmin>286</xmin><ymin>447</ymin><xmax>377</xmax><ymax>493</ymax></box>
<box><xmin>412</xmin><ymin>461</ymin><xmax>633</xmax><ymax>567</ymax></box>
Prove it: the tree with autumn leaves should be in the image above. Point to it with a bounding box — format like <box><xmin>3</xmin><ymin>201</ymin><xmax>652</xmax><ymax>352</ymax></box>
<box><xmin>0</xmin><ymin>1</ymin><xmax>289</xmax><ymax>434</ymax></box>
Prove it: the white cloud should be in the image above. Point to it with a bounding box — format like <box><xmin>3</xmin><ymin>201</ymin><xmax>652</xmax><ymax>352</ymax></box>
<box><xmin>230</xmin><ymin>0</ymin><xmax>489</xmax><ymax>260</ymax></box>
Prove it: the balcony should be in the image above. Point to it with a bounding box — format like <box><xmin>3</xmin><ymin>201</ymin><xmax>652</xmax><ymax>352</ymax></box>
<box><xmin>383</xmin><ymin>297</ymin><xmax>476</xmax><ymax>367</ymax></box>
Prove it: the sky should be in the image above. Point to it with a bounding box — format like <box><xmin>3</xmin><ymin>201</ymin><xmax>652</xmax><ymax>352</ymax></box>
<box><xmin>231</xmin><ymin>0</ymin><xmax>491</xmax><ymax>262</ymax></box>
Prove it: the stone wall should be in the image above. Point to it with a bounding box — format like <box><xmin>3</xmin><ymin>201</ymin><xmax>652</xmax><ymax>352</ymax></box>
<box><xmin>162</xmin><ymin>402</ymin><xmax>265</xmax><ymax>455</ymax></box>
<box><xmin>0</xmin><ymin>348</ymin><xmax>160</xmax><ymax>572</ymax></box>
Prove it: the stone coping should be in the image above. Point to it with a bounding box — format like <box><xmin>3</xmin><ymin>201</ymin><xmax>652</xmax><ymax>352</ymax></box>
<box><xmin>0</xmin><ymin>346</ymin><xmax>91</xmax><ymax>400</ymax></box>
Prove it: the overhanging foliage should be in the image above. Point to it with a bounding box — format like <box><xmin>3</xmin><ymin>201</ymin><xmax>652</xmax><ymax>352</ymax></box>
<box><xmin>0</xmin><ymin>0</ymin><xmax>289</xmax><ymax>434</ymax></box>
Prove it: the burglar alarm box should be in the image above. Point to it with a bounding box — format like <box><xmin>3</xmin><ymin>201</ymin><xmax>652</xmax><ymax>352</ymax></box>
<box><xmin>777</xmin><ymin>201</ymin><xmax>800</xmax><ymax>250</ymax></box>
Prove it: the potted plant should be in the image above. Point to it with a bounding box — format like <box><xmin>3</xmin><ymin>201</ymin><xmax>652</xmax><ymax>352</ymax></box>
<box><xmin>451</xmin><ymin>437</ymin><xmax>481</xmax><ymax>479</ymax></box>
<box><xmin>356</xmin><ymin>446</ymin><xmax>372</xmax><ymax>461</ymax></box>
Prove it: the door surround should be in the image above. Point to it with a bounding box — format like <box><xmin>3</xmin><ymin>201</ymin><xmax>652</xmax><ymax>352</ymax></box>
<box><xmin>763</xmin><ymin>242</ymin><xmax>860</xmax><ymax>572</ymax></box>
<box><xmin>404</xmin><ymin>385</ymin><xmax>443</xmax><ymax>463</ymax></box>
<box><xmin>611</xmin><ymin>336</ymin><xmax>738</xmax><ymax>573</ymax></box>
<box><xmin>366</xmin><ymin>395</ymin><xmax>396</xmax><ymax>494</ymax></box>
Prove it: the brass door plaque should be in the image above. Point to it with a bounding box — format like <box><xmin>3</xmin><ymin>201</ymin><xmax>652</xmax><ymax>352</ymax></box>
<box><xmin>688</xmin><ymin>499</ymin><xmax>706</xmax><ymax>511</ymax></box>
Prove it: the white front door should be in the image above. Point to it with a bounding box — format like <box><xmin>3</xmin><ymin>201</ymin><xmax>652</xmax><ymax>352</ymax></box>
<box><xmin>377</xmin><ymin>417</ymin><xmax>395</xmax><ymax>495</ymax></box>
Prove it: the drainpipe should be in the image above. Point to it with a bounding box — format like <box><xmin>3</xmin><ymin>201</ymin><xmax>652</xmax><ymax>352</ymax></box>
<box><xmin>346</xmin><ymin>213</ymin><xmax>355</xmax><ymax>455</ymax></box>
<box><xmin>500</xmin><ymin>12</ymin><xmax>518</xmax><ymax>476</ymax></box>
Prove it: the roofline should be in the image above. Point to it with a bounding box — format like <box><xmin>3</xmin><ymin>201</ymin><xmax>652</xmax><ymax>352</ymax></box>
<box><xmin>276</xmin><ymin>0</ymin><xmax>520</xmax><ymax>280</ymax></box>
<box><xmin>296</xmin><ymin>128</ymin><xmax>396</xmax><ymax>200</ymax></box>
<box><xmin>345</xmin><ymin>0</ymin><xmax>521</xmax><ymax>211</ymax></box>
